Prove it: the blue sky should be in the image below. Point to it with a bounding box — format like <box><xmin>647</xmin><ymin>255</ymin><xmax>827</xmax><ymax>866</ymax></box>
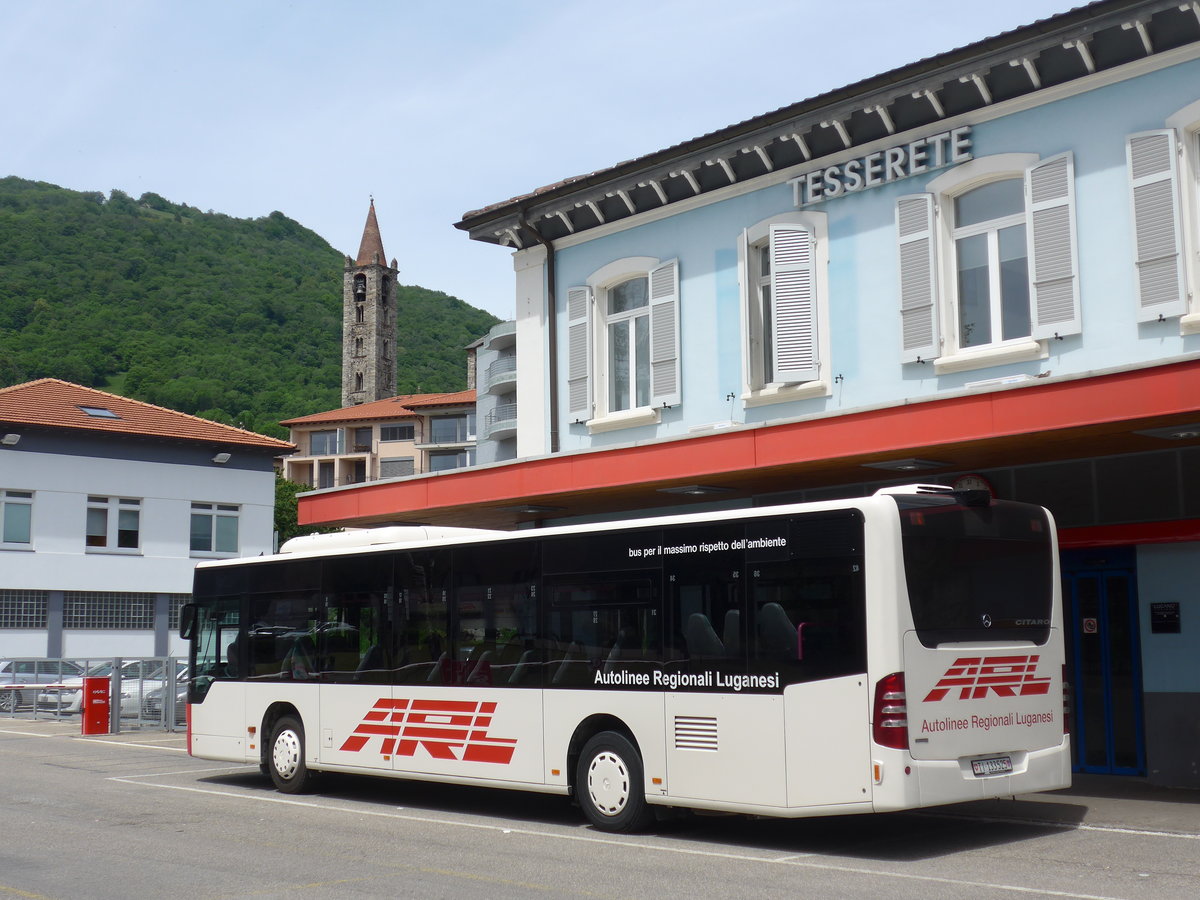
<box><xmin>1</xmin><ymin>0</ymin><xmax>1084</xmax><ymax>319</ymax></box>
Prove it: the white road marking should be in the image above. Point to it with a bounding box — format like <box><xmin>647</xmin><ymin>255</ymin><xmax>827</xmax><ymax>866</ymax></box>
<box><xmin>74</xmin><ymin>737</ymin><xmax>187</xmax><ymax>752</ymax></box>
<box><xmin>108</xmin><ymin>774</ymin><xmax>1161</xmax><ymax>900</ymax></box>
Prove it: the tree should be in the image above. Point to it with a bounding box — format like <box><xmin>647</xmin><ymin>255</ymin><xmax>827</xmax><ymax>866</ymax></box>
<box><xmin>274</xmin><ymin>474</ymin><xmax>334</xmax><ymax>546</ymax></box>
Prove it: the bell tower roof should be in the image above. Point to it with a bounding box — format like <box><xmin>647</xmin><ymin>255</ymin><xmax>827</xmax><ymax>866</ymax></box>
<box><xmin>355</xmin><ymin>199</ymin><xmax>388</xmax><ymax>266</ymax></box>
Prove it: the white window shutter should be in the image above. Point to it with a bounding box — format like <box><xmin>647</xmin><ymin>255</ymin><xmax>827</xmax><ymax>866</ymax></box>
<box><xmin>738</xmin><ymin>227</ymin><xmax>756</xmax><ymax>392</ymax></box>
<box><xmin>565</xmin><ymin>285</ymin><xmax>592</xmax><ymax>419</ymax></box>
<box><xmin>649</xmin><ymin>260</ymin><xmax>681</xmax><ymax>407</ymax></box>
<box><xmin>1127</xmin><ymin>130</ymin><xmax>1186</xmax><ymax>322</ymax></box>
<box><xmin>770</xmin><ymin>224</ymin><xmax>818</xmax><ymax>383</ymax></box>
<box><xmin>1026</xmin><ymin>152</ymin><xmax>1081</xmax><ymax>339</ymax></box>
<box><xmin>896</xmin><ymin>194</ymin><xmax>939</xmax><ymax>363</ymax></box>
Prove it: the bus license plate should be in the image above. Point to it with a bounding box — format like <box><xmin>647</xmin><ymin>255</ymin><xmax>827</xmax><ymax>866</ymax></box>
<box><xmin>971</xmin><ymin>756</ymin><xmax>1013</xmax><ymax>777</ymax></box>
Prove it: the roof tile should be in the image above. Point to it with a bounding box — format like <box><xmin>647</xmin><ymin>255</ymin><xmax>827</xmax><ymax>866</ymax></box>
<box><xmin>0</xmin><ymin>379</ymin><xmax>294</xmax><ymax>451</ymax></box>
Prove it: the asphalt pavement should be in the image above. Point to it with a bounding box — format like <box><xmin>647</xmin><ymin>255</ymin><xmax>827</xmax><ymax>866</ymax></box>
<box><xmin>934</xmin><ymin>773</ymin><xmax>1200</xmax><ymax>835</ymax></box>
<box><xmin>3</xmin><ymin>714</ymin><xmax>1197</xmax><ymax>836</ymax></box>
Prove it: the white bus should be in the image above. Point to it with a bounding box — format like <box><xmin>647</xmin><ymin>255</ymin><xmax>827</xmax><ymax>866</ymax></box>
<box><xmin>181</xmin><ymin>484</ymin><xmax>1070</xmax><ymax>832</ymax></box>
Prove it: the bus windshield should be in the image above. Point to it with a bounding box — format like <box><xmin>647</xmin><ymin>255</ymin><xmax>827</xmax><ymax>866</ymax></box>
<box><xmin>897</xmin><ymin>496</ymin><xmax>1053</xmax><ymax>648</ymax></box>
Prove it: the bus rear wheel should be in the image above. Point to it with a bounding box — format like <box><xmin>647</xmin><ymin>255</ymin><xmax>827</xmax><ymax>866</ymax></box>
<box><xmin>269</xmin><ymin>715</ymin><xmax>314</xmax><ymax>794</ymax></box>
<box><xmin>576</xmin><ymin>731</ymin><xmax>653</xmax><ymax>833</ymax></box>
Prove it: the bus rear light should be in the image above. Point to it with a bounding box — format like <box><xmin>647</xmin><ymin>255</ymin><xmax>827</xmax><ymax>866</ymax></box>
<box><xmin>873</xmin><ymin>672</ymin><xmax>908</xmax><ymax>750</ymax></box>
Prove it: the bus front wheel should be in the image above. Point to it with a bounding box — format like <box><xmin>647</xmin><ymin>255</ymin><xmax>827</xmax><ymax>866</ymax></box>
<box><xmin>576</xmin><ymin>731</ymin><xmax>653</xmax><ymax>833</ymax></box>
<box><xmin>269</xmin><ymin>715</ymin><xmax>314</xmax><ymax>794</ymax></box>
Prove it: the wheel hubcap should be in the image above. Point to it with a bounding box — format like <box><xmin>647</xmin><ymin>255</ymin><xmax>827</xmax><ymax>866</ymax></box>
<box><xmin>587</xmin><ymin>751</ymin><xmax>630</xmax><ymax>816</ymax></box>
<box><xmin>273</xmin><ymin>729</ymin><xmax>301</xmax><ymax>780</ymax></box>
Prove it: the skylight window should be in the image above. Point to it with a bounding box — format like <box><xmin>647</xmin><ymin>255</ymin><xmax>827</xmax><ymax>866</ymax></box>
<box><xmin>78</xmin><ymin>406</ymin><xmax>121</xmax><ymax>419</ymax></box>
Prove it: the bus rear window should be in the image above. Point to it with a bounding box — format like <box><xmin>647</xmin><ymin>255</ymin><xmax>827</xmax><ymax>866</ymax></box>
<box><xmin>897</xmin><ymin>498</ymin><xmax>1053</xmax><ymax>648</ymax></box>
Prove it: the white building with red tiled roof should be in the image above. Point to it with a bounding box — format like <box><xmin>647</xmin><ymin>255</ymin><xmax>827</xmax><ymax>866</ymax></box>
<box><xmin>279</xmin><ymin>390</ymin><xmax>476</xmax><ymax>489</ymax></box>
<box><xmin>0</xmin><ymin>379</ymin><xmax>293</xmax><ymax>660</ymax></box>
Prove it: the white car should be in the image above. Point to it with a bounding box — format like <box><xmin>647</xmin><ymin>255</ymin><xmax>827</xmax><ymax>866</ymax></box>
<box><xmin>38</xmin><ymin>660</ymin><xmax>185</xmax><ymax>717</ymax></box>
<box><xmin>1</xmin><ymin>660</ymin><xmax>83</xmax><ymax>713</ymax></box>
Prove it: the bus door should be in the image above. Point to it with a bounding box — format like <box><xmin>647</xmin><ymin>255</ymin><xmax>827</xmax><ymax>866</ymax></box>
<box><xmin>748</xmin><ymin>512</ymin><xmax>870</xmax><ymax>809</ymax></box>
<box><xmin>661</xmin><ymin>522</ymin><xmax>790</xmax><ymax>808</ymax></box>
<box><xmin>1062</xmin><ymin>548</ymin><xmax>1145</xmax><ymax>776</ymax></box>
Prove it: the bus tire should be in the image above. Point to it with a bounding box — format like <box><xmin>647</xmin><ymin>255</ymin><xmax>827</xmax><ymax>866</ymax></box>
<box><xmin>268</xmin><ymin>715</ymin><xmax>313</xmax><ymax>794</ymax></box>
<box><xmin>576</xmin><ymin>731</ymin><xmax>653</xmax><ymax>833</ymax></box>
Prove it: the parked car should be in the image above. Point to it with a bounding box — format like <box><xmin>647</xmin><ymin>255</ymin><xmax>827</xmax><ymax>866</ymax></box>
<box><xmin>142</xmin><ymin>669</ymin><xmax>189</xmax><ymax>725</ymax></box>
<box><xmin>0</xmin><ymin>660</ymin><xmax>83</xmax><ymax>712</ymax></box>
<box><xmin>37</xmin><ymin>660</ymin><xmax>186</xmax><ymax>717</ymax></box>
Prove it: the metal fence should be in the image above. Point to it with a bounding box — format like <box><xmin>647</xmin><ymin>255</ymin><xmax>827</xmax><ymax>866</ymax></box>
<box><xmin>0</xmin><ymin>657</ymin><xmax>186</xmax><ymax>732</ymax></box>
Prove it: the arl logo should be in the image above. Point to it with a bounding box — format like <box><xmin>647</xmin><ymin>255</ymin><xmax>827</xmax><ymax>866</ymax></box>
<box><xmin>339</xmin><ymin>698</ymin><xmax>517</xmax><ymax>764</ymax></box>
<box><xmin>923</xmin><ymin>655</ymin><xmax>1052</xmax><ymax>702</ymax></box>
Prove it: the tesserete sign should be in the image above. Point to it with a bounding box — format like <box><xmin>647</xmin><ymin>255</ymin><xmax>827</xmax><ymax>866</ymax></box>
<box><xmin>791</xmin><ymin>125</ymin><xmax>973</xmax><ymax>206</ymax></box>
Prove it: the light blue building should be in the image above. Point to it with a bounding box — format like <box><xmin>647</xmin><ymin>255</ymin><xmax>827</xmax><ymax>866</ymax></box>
<box><xmin>310</xmin><ymin>0</ymin><xmax>1200</xmax><ymax>787</ymax></box>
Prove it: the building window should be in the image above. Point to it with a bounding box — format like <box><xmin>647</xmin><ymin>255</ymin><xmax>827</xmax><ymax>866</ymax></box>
<box><xmin>190</xmin><ymin>503</ymin><xmax>239</xmax><ymax>555</ymax></box>
<box><xmin>567</xmin><ymin>257</ymin><xmax>680</xmax><ymax>428</ymax></box>
<box><xmin>354</xmin><ymin>372</ymin><xmax>364</xmax><ymax>392</ymax></box>
<box><xmin>953</xmin><ymin>179</ymin><xmax>1030</xmax><ymax>348</ymax></box>
<box><xmin>64</xmin><ymin>591</ymin><xmax>155</xmax><ymax>630</ymax></box>
<box><xmin>352</xmin><ymin>427</ymin><xmax>372</xmax><ymax>451</ymax></box>
<box><xmin>430</xmin><ymin>414</ymin><xmax>476</xmax><ymax>444</ymax></box>
<box><xmin>739</xmin><ymin>213</ymin><xmax>829</xmax><ymax>403</ymax></box>
<box><xmin>380</xmin><ymin>457</ymin><xmax>416</xmax><ymax>478</ymax></box>
<box><xmin>429</xmin><ymin>449</ymin><xmax>475</xmax><ymax>472</ymax></box>
<box><xmin>86</xmin><ymin>496</ymin><xmax>140</xmax><ymax>551</ymax></box>
<box><xmin>0</xmin><ymin>589</ymin><xmax>48</xmax><ymax>628</ymax></box>
<box><xmin>380</xmin><ymin>423</ymin><xmax>415</xmax><ymax>442</ymax></box>
<box><xmin>355</xmin><ymin>337</ymin><xmax>364</xmax><ymax>356</ymax></box>
<box><xmin>606</xmin><ymin>276</ymin><xmax>651</xmax><ymax>412</ymax></box>
<box><xmin>318</xmin><ymin>461</ymin><xmax>335</xmax><ymax>488</ymax></box>
<box><xmin>310</xmin><ymin>429</ymin><xmax>341</xmax><ymax>455</ymax></box>
<box><xmin>1</xmin><ymin>490</ymin><xmax>32</xmax><ymax>546</ymax></box>
<box><xmin>167</xmin><ymin>594</ymin><xmax>190</xmax><ymax>631</ymax></box>
<box><xmin>898</xmin><ymin>152</ymin><xmax>1080</xmax><ymax>372</ymax></box>
<box><xmin>355</xmin><ymin>306</ymin><xmax>364</xmax><ymax>324</ymax></box>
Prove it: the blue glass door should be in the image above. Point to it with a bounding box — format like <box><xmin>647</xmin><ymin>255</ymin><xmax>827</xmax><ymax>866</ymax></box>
<box><xmin>1062</xmin><ymin>549</ymin><xmax>1145</xmax><ymax>775</ymax></box>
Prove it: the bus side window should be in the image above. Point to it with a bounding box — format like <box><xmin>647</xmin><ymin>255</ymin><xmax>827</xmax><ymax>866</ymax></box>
<box><xmin>451</xmin><ymin>542</ymin><xmax>539</xmax><ymax>688</ymax></box>
<box><xmin>543</xmin><ymin>575</ymin><xmax>661</xmax><ymax>688</ymax></box>
<box><xmin>315</xmin><ymin>554</ymin><xmax>394</xmax><ymax>684</ymax></box>
<box><xmin>393</xmin><ymin>550</ymin><xmax>450</xmax><ymax>684</ymax></box>
<box><xmin>662</xmin><ymin>522</ymin><xmax>744</xmax><ymax>674</ymax></box>
<box><xmin>747</xmin><ymin>513</ymin><xmax>866</xmax><ymax>685</ymax></box>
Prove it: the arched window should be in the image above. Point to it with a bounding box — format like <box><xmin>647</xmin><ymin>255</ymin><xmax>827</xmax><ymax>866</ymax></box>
<box><xmin>952</xmin><ymin>179</ymin><xmax>1029</xmax><ymax>348</ymax></box>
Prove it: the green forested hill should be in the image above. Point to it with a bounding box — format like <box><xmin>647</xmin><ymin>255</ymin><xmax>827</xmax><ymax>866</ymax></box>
<box><xmin>0</xmin><ymin>177</ymin><xmax>498</xmax><ymax>438</ymax></box>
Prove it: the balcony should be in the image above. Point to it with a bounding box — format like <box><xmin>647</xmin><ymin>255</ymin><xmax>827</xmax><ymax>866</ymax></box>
<box><xmin>484</xmin><ymin>402</ymin><xmax>518</xmax><ymax>441</ymax></box>
<box><xmin>483</xmin><ymin>320</ymin><xmax>516</xmax><ymax>351</ymax></box>
<box><xmin>486</xmin><ymin>355</ymin><xmax>517</xmax><ymax>394</ymax></box>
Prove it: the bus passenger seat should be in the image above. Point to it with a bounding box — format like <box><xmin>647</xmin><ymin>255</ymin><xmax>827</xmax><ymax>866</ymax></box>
<box><xmin>507</xmin><ymin>650</ymin><xmax>536</xmax><ymax>685</ymax></box>
<box><xmin>722</xmin><ymin>610</ymin><xmax>741</xmax><ymax>654</ymax></box>
<box><xmin>685</xmin><ymin>613</ymin><xmax>725</xmax><ymax>659</ymax></box>
<box><xmin>466</xmin><ymin>651</ymin><xmax>493</xmax><ymax>685</ymax></box>
<box><xmin>553</xmin><ymin>643</ymin><xmax>586</xmax><ymax>685</ymax></box>
<box><xmin>758</xmin><ymin>603</ymin><xmax>797</xmax><ymax>658</ymax></box>
<box><xmin>355</xmin><ymin>644</ymin><xmax>384</xmax><ymax>680</ymax></box>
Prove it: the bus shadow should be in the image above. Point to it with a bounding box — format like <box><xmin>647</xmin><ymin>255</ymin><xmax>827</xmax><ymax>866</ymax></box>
<box><xmin>653</xmin><ymin>805</ymin><xmax>1084</xmax><ymax>861</ymax></box>
<box><xmin>198</xmin><ymin>771</ymin><xmax>1084</xmax><ymax>862</ymax></box>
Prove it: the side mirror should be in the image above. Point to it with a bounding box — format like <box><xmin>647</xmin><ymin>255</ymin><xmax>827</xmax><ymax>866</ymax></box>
<box><xmin>180</xmin><ymin>603</ymin><xmax>197</xmax><ymax>640</ymax></box>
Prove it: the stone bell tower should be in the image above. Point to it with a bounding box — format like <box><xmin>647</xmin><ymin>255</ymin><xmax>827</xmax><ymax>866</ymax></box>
<box><xmin>342</xmin><ymin>200</ymin><xmax>398</xmax><ymax>406</ymax></box>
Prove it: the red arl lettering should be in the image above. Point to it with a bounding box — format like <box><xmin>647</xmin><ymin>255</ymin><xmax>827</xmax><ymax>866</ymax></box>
<box><xmin>922</xmin><ymin>655</ymin><xmax>1051</xmax><ymax>702</ymax></box>
<box><xmin>340</xmin><ymin>698</ymin><xmax>517</xmax><ymax>764</ymax></box>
